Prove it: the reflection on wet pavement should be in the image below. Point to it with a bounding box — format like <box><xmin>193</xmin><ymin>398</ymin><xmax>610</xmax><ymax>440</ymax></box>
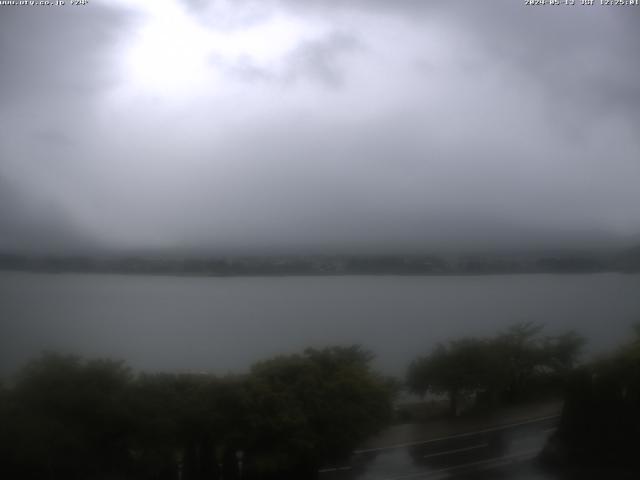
<box><xmin>320</xmin><ymin>416</ymin><xmax>558</xmax><ymax>480</ymax></box>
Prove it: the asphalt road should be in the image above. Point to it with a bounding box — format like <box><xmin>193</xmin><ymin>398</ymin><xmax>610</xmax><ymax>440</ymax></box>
<box><xmin>319</xmin><ymin>415</ymin><xmax>559</xmax><ymax>480</ymax></box>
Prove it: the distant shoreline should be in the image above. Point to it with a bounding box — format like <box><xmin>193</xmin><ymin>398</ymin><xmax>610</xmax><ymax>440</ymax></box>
<box><xmin>2</xmin><ymin>270</ymin><xmax>634</xmax><ymax>279</ymax></box>
<box><xmin>1</xmin><ymin>252</ymin><xmax>637</xmax><ymax>278</ymax></box>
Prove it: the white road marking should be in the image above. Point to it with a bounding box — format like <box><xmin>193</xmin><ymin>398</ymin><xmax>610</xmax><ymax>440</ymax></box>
<box><xmin>381</xmin><ymin>449</ymin><xmax>539</xmax><ymax>480</ymax></box>
<box><xmin>353</xmin><ymin>414</ymin><xmax>559</xmax><ymax>454</ymax></box>
<box><xmin>318</xmin><ymin>466</ymin><xmax>352</xmax><ymax>473</ymax></box>
<box><xmin>422</xmin><ymin>443</ymin><xmax>488</xmax><ymax>459</ymax></box>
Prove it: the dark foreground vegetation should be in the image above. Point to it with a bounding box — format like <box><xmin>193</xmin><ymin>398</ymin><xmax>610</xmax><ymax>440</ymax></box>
<box><xmin>1</xmin><ymin>324</ymin><xmax>638</xmax><ymax>479</ymax></box>
<box><xmin>540</xmin><ymin>326</ymin><xmax>640</xmax><ymax>476</ymax></box>
<box><xmin>0</xmin><ymin>346</ymin><xmax>393</xmax><ymax>480</ymax></box>
<box><xmin>406</xmin><ymin>323</ymin><xmax>585</xmax><ymax>417</ymax></box>
<box><xmin>407</xmin><ymin>324</ymin><xmax>640</xmax><ymax>476</ymax></box>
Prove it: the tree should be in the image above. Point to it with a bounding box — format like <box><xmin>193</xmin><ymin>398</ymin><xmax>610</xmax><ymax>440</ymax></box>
<box><xmin>494</xmin><ymin>323</ymin><xmax>585</xmax><ymax>402</ymax></box>
<box><xmin>7</xmin><ymin>353</ymin><xmax>133</xmax><ymax>479</ymax></box>
<box><xmin>243</xmin><ymin>345</ymin><xmax>394</xmax><ymax>478</ymax></box>
<box><xmin>407</xmin><ymin>323</ymin><xmax>585</xmax><ymax>414</ymax></box>
<box><xmin>492</xmin><ymin>322</ymin><xmax>546</xmax><ymax>402</ymax></box>
<box><xmin>541</xmin><ymin>330</ymin><xmax>586</xmax><ymax>373</ymax></box>
<box><xmin>542</xmin><ymin>325</ymin><xmax>640</xmax><ymax>473</ymax></box>
<box><xmin>127</xmin><ymin>372</ymin><xmax>247</xmax><ymax>480</ymax></box>
<box><xmin>0</xmin><ymin>346</ymin><xmax>395</xmax><ymax>479</ymax></box>
<box><xmin>407</xmin><ymin>338</ymin><xmax>492</xmax><ymax>416</ymax></box>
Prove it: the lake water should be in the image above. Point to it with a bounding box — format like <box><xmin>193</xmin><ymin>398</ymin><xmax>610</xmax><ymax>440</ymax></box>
<box><xmin>1</xmin><ymin>272</ymin><xmax>639</xmax><ymax>377</ymax></box>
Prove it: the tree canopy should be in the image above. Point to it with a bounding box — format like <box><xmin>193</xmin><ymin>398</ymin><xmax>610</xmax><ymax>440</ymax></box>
<box><xmin>0</xmin><ymin>347</ymin><xmax>394</xmax><ymax>480</ymax></box>
<box><xmin>407</xmin><ymin>323</ymin><xmax>585</xmax><ymax>416</ymax></box>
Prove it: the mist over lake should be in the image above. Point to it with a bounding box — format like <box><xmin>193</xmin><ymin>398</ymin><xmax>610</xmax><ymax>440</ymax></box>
<box><xmin>2</xmin><ymin>271</ymin><xmax>638</xmax><ymax>377</ymax></box>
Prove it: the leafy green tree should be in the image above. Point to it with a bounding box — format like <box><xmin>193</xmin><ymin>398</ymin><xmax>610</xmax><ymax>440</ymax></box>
<box><xmin>541</xmin><ymin>330</ymin><xmax>586</xmax><ymax>373</ymax></box>
<box><xmin>127</xmin><ymin>372</ymin><xmax>250</xmax><ymax>479</ymax></box>
<box><xmin>1</xmin><ymin>346</ymin><xmax>394</xmax><ymax>479</ymax></box>
<box><xmin>492</xmin><ymin>322</ymin><xmax>546</xmax><ymax>402</ymax></box>
<box><xmin>7</xmin><ymin>353</ymin><xmax>133</xmax><ymax>479</ymax></box>
<box><xmin>494</xmin><ymin>323</ymin><xmax>585</xmax><ymax>402</ymax></box>
<box><xmin>407</xmin><ymin>323</ymin><xmax>585</xmax><ymax>414</ymax></box>
<box><xmin>243</xmin><ymin>345</ymin><xmax>394</xmax><ymax>478</ymax></box>
<box><xmin>407</xmin><ymin>338</ymin><xmax>492</xmax><ymax>416</ymax></box>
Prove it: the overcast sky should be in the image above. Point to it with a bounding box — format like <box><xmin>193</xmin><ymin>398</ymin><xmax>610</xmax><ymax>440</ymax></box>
<box><xmin>0</xmin><ymin>0</ymin><xmax>639</xmax><ymax>254</ymax></box>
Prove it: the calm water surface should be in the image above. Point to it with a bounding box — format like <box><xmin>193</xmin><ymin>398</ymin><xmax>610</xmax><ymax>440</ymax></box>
<box><xmin>1</xmin><ymin>272</ymin><xmax>639</xmax><ymax>376</ymax></box>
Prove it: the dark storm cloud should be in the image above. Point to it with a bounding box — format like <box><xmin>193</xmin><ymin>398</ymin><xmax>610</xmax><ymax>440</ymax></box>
<box><xmin>0</xmin><ymin>0</ymin><xmax>639</xmax><ymax>254</ymax></box>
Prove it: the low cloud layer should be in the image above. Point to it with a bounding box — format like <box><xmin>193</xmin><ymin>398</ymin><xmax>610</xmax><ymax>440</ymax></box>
<box><xmin>1</xmin><ymin>0</ymin><xmax>638</xmax><ymax>254</ymax></box>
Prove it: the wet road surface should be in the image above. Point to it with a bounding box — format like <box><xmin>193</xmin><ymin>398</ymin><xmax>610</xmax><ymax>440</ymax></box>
<box><xmin>319</xmin><ymin>415</ymin><xmax>559</xmax><ymax>480</ymax></box>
